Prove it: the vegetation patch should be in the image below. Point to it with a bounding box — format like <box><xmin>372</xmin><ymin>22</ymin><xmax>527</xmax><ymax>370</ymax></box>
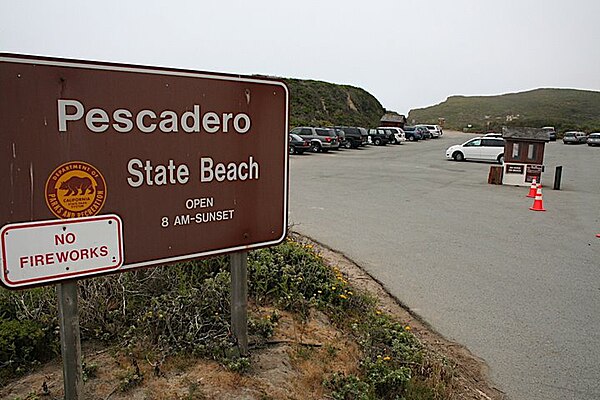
<box><xmin>1</xmin><ymin>238</ymin><xmax>455</xmax><ymax>398</ymax></box>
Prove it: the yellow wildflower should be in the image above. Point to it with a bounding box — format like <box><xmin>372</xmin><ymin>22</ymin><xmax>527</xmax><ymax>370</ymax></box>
<box><xmin>405</xmin><ymin>326</ymin><xmax>411</xmax><ymax>331</ymax></box>
<box><xmin>339</xmin><ymin>294</ymin><xmax>347</xmax><ymax>299</ymax></box>
<box><xmin>383</xmin><ymin>356</ymin><xmax>391</xmax><ymax>361</ymax></box>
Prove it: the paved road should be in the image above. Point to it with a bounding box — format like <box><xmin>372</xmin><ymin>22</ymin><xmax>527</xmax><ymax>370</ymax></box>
<box><xmin>288</xmin><ymin>131</ymin><xmax>600</xmax><ymax>400</ymax></box>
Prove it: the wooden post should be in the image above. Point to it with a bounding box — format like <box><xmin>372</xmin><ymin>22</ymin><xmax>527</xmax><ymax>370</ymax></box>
<box><xmin>230</xmin><ymin>251</ymin><xmax>248</xmax><ymax>356</ymax></box>
<box><xmin>57</xmin><ymin>281</ymin><xmax>83</xmax><ymax>399</ymax></box>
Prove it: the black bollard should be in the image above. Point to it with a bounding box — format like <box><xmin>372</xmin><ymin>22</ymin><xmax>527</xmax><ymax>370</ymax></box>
<box><xmin>553</xmin><ymin>166</ymin><xmax>562</xmax><ymax>190</ymax></box>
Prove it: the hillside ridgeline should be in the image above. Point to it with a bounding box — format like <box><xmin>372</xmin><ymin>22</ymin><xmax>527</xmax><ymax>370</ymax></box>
<box><xmin>408</xmin><ymin>88</ymin><xmax>600</xmax><ymax>133</ymax></box>
<box><xmin>283</xmin><ymin>78</ymin><xmax>385</xmax><ymax>128</ymax></box>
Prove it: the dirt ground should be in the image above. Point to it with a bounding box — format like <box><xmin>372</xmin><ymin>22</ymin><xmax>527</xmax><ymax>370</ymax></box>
<box><xmin>0</xmin><ymin>234</ymin><xmax>507</xmax><ymax>400</ymax></box>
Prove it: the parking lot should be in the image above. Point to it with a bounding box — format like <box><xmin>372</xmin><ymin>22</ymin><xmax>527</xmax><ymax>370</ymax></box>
<box><xmin>288</xmin><ymin>131</ymin><xmax>600</xmax><ymax>400</ymax></box>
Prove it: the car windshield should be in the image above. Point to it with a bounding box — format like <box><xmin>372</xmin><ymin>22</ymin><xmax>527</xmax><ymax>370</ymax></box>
<box><xmin>590</xmin><ymin>134</ymin><xmax>600</xmax><ymax>138</ymax></box>
<box><xmin>565</xmin><ymin>132</ymin><xmax>575</xmax><ymax>137</ymax></box>
<box><xmin>290</xmin><ymin>133</ymin><xmax>303</xmax><ymax>141</ymax></box>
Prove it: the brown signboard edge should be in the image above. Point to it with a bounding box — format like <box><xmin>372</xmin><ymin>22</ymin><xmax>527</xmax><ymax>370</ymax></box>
<box><xmin>0</xmin><ymin>53</ymin><xmax>290</xmax><ymax>283</ymax></box>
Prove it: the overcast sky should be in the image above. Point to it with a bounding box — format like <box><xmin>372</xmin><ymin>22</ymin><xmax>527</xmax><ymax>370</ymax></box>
<box><xmin>1</xmin><ymin>0</ymin><xmax>599</xmax><ymax>115</ymax></box>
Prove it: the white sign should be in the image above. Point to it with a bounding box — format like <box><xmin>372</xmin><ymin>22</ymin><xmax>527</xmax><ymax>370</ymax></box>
<box><xmin>1</xmin><ymin>215</ymin><xmax>123</xmax><ymax>288</ymax></box>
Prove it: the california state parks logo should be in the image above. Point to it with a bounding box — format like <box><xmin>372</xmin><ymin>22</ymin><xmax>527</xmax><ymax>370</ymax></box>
<box><xmin>45</xmin><ymin>161</ymin><xmax>107</xmax><ymax>219</ymax></box>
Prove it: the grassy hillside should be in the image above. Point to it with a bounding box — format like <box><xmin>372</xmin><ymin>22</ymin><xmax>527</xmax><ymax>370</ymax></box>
<box><xmin>283</xmin><ymin>78</ymin><xmax>385</xmax><ymax>128</ymax></box>
<box><xmin>408</xmin><ymin>88</ymin><xmax>600</xmax><ymax>133</ymax></box>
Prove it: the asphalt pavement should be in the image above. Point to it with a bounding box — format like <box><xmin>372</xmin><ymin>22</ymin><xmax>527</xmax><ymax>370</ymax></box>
<box><xmin>288</xmin><ymin>131</ymin><xmax>600</xmax><ymax>400</ymax></box>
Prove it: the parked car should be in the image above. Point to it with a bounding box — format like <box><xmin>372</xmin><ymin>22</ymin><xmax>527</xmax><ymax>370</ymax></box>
<box><xmin>445</xmin><ymin>137</ymin><xmax>505</xmax><ymax>164</ymax></box>
<box><xmin>289</xmin><ymin>127</ymin><xmax>340</xmax><ymax>152</ymax></box>
<box><xmin>331</xmin><ymin>127</ymin><xmax>346</xmax><ymax>149</ymax></box>
<box><xmin>391</xmin><ymin>127</ymin><xmax>407</xmax><ymax>144</ymax></box>
<box><xmin>417</xmin><ymin>124</ymin><xmax>442</xmax><ymax>138</ymax></box>
<box><xmin>562</xmin><ymin>131</ymin><xmax>587</xmax><ymax>144</ymax></box>
<box><xmin>542</xmin><ymin>126</ymin><xmax>557</xmax><ymax>141</ymax></box>
<box><xmin>288</xmin><ymin>133</ymin><xmax>311</xmax><ymax>154</ymax></box>
<box><xmin>377</xmin><ymin>127</ymin><xmax>406</xmax><ymax>144</ymax></box>
<box><xmin>358</xmin><ymin>127</ymin><xmax>369</xmax><ymax>146</ymax></box>
<box><xmin>587</xmin><ymin>132</ymin><xmax>600</xmax><ymax>146</ymax></box>
<box><xmin>402</xmin><ymin>126</ymin><xmax>422</xmax><ymax>141</ymax></box>
<box><xmin>367</xmin><ymin>128</ymin><xmax>390</xmax><ymax>146</ymax></box>
<box><xmin>415</xmin><ymin>126</ymin><xmax>431</xmax><ymax>139</ymax></box>
<box><xmin>332</xmin><ymin>126</ymin><xmax>368</xmax><ymax>148</ymax></box>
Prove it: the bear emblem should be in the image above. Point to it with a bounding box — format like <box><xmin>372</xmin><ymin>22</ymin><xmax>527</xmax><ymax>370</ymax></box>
<box><xmin>59</xmin><ymin>176</ymin><xmax>95</xmax><ymax>196</ymax></box>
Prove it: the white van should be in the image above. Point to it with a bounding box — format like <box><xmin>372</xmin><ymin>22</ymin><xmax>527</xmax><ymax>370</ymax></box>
<box><xmin>445</xmin><ymin>137</ymin><xmax>505</xmax><ymax>163</ymax></box>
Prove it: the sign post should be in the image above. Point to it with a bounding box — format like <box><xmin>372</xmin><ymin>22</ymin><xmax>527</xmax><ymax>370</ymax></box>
<box><xmin>57</xmin><ymin>281</ymin><xmax>83</xmax><ymax>399</ymax></box>
<box><xmin>230</xmin><ymin>251</ymin><xmax>248</xmax><ymax>356</ymax></box>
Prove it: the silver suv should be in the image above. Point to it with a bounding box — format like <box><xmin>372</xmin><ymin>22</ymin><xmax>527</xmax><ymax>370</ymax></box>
<box><xmin>289</xmin><ymin>127</ymin><xmax>340</xmax><ymax>152</ymax></box>
<box><xmin>563</xmin><ymin>131</ymin><xmax>587</xmax><ymax>144</ymax></box>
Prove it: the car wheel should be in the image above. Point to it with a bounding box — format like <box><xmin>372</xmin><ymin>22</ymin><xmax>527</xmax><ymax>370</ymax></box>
<box><xmin>297</xmin><ymin>150</ymin><xmax>304</xmax><ymax>155</ymax></box>
<box><xmin>344</xmin><ymin>141</ymin><xmax>352</xmax><ymax>149</ymax></box>
<box><xmin>453</xmin><ymin>152</ymin><xmax>464</xmax><ymax>161</ymax></box>
<box><xmin>289</xmin><ymin>145</ymin><xmax>296</xmax><ymax>155</ymax></box>
<box><xmin>408</xmin><ymin>136</ymin><xmax>415</xmax><ymax>141</ymax></box>
<box><xmin>498</xmin><ymin>154</ymin><xmax>504</xmax><ymax>164</ymax></box>
<box><xmin>311</xmin><ymin>142</ymin><xmax>321</xmax><ymax>153</ymax></box>
<box><xmin>374</xmin><ymin>138</ymin><xmax>382</xmax><ymax>146</ymax></box>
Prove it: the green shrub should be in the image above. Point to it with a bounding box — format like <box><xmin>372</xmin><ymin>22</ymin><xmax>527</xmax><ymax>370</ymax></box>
<box><xmin>325</xmin><ymin>373</ymin><xmax>370</xmax><ymax>400</ymax></box>
<box><xmin>0</xmin><ymin>319</ymin><xmax>58</xmax><ymax>383</ymax></box>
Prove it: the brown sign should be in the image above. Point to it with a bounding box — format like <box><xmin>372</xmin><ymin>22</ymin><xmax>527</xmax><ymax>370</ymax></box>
<box><xmin>0</xmin><ymin>54</ymin><xmax>289</xmax><ymax>280</ymax></box>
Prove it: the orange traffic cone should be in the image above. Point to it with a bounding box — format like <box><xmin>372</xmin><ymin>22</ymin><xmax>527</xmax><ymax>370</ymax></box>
<box><xmin>526</xmin><ymin>178</ymin><xmax>537</xmax><ymax>198</ymax></box>
<box><xmin>529</xmin><ymin>186</ymin><xmax>546</xmax><ymax>212</ymax></box>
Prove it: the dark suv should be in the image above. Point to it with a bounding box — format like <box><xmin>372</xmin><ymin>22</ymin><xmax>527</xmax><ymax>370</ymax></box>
<box><xmin>367</xmin><ymin>128</ymin><xmax>390</xmax><ymax>146</ymax></box>
<box><xmin>416</xmin><ymin>126</ymin><xmax>431</xmax><ymax>139</ymax></box>
<box><xmin>332</xmin><ymin>126</ymin><xmax>368</xmax><ymax>148</ymax></box>
<box><xmin>289</xmin><ymin>127</ymin><xmax>340</xmax><ymax>152</ymax></box>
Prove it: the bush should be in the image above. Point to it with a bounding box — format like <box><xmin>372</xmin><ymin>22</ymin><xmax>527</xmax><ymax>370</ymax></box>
<box><xmin>0</xmin><ymin>319</ymin><xmax>58</xmax><ymax>383</ymax></box>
